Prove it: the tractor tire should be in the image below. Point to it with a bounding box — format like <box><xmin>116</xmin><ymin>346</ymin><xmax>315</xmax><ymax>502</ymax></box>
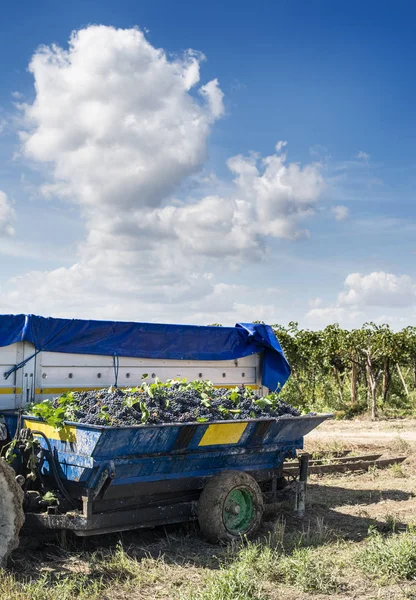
<box><xmin>198</xmin><ymin>470</ymin><xmax>264</xmax><ymax>543</ymax></box>
<box><xmin>0</xmin><ymin>459</ymin><xmax>24</xmax><ymax>565</ymax></box>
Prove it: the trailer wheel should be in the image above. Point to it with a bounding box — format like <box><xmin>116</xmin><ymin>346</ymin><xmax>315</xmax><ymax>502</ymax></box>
<box><xmin>198</xmin><ymin>471</ymin><xmax>264</xmax><ymax>543</ymax></box>
<box><xmin>0</xmin><ymin>459</ymin><xmax>25</xmax><ymax>565</ymax></box>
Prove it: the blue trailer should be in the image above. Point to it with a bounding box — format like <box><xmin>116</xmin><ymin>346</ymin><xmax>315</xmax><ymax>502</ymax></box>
<box><xmin>0</xmin><ymin>315</ymin><xmax>330</xmax><ymax>559</ymax></box>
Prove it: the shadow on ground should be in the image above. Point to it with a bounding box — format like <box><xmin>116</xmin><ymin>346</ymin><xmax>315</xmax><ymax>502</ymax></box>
<box><xmin>8</xmin><ymin>482</ymin><xmax>413</xmax><ymax>582</ymax></box>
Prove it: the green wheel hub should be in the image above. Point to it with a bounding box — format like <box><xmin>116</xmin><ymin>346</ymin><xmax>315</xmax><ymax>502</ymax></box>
<box><xmin>222</xmin><ymin>488</ymin><xmax>254</xmax><ymax>534</ymax></box>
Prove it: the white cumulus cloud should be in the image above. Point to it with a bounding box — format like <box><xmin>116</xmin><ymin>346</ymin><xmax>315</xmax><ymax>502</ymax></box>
<box><xmin>21</xmin><ymin>26</ymin><xmax>222</xmax><ymax>210</ymax></box>
<box><xmin>331</xmin><ymin>205</ymin><xmax>349</xmax><ymax>221</ymax></box>
<box><xmin>306</xmin><ymin>271</ymin><xmax>416</xmax><ymax>328</ymax></box>
<box><xmin>339</xmin><ymin>272</ymin><xmax>416</xmax><ymax>308</ymax></box>
<box><xmin>1</xmin><ymin>25</ymin><xmax>328</xmax><ymax>322</ymax></box>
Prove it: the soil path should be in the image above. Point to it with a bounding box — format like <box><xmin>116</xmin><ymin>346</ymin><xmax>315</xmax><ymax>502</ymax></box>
<box><xmin>305</xmin><ymin>418</ymin><xmax>416</xmax><ymax>444</ymax></box>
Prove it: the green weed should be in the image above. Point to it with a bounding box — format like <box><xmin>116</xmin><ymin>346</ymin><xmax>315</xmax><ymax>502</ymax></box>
<box><xmin>0</xmin><ymin>570</ymin><xmax>102</xmax><ymax>600</ymax></box>
<box><xmin>270</xmin><ymin>546</ymin><xmax>341</xmax><ymax>593</ymax></box>
<box><xmin>224</xmin><ymin>540</ymin><xmax>341</xmax><ymax>595</ymax></box>
<box><xmin>356</xmin><ymin>530</ymin><xmax>416</xmax><ymax>583</ymax></box>
<box><xmin>183</xmin><ymin>546</ymin><xmax>267</xmax><ymax>600</ymax></box>
<box><xmin>390</xmin><ymin>462</ymin><xmax>406</xmax><ymax>478</ymax></box>
<box><xmin>382</xmin><ymin>513</ymin><xmax>400</xmax><ymax>533</ymax></box>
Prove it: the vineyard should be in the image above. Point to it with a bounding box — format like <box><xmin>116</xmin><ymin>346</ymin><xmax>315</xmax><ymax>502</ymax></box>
<box><xmin>270</xmin><ymin>322</ymin><xmax>416</xmax><ymax>419</ymax></box>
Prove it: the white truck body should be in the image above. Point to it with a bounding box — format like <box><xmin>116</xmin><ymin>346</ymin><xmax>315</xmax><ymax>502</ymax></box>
<box><xmin>0</xmin><ymin>341</ymin><xmax>264</xmax><ymax>409</ymax></box>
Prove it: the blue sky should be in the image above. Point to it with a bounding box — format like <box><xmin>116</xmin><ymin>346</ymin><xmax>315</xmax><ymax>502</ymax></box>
<box><xmin>0</xmin><ymin>0</ymin><xmax>415</xmax><ymax>327</ymax></box>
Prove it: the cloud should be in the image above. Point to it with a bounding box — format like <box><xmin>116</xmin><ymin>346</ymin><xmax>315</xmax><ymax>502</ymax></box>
<box><xmin>308</xmin><ymin>297</ymin><xmax>322</xmax><ymax>309</ymax></box>
<box><xmin>225</xmin><ymin>142</ymin><xmax>324</xmax><ymax>241</ymax></box>
<box><xmin>0</xmin><ymin>191</ymin><xmax>15</xmax><ymax>236</ymax></box>
<box><xmin>331</xmin><ymin>205</ymin><xmax>349</xmax><ymax>221</ymax></box>
<box><xmin>2</xmin><ymin>25</ymin><xmax>328</xmax><ymax>322</ymax></box>
<box><xmin>306</xmin><ymin>305</ymin><xmax>364</xmax><ymax>327</ymax></box>
<box><xmin>199</xmin><ymin>79</ymin><xmax>225</xmax><ymax>119</ymax></box>
<box><xmin>356</xmin><ymin>151</ymin><xmax>370</xmax><ymax>161</ymax></box>
<box><xmin>306</xmin><ymin>271</ymin><xmax>416</xmax><ymax>328</ymax></box>
<box><xmin>21</xmin><ymin>27</ymin><xmax>222</xmax><ymax>210</ymax></box>
<box><xmin>339</xmin><ymin>272</ymin><xmax>416</xmax><ymax>308</ymax></box>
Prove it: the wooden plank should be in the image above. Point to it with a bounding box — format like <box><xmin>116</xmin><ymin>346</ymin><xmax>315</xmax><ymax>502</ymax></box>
<box><xmin>308</xmin><ymin>450</ymin><xmax>351</xmax><ymax>459</ymax></box>
<box><xmin>309</xmin><ymin>453</ymin><xmax>382</xmax><ymax>465</ymax></box>
<box><xmin>283</xmin><ymin>456</ymin><xmax>407</xmax><ymax>476</ymax></box>
<box><xmin>374</xmin><ymin>456</ymin><xmax>407</xmax><ymax>468</ymax></box>
<box><xmin>283</xmin><ymin>453</ymin><xmax>382</xmax><ymax>469</ymax></box>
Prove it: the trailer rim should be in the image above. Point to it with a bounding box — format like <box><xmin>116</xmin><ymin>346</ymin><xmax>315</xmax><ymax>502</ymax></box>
<box><xmin>198</xmin><ymin>470</ymin><xmax>264</xmax><ymax>543</ymax></box>
<box><xmin>223</xmin><ymin>488</ymin><xmax>254</xmax><ymax>534</ymax></box>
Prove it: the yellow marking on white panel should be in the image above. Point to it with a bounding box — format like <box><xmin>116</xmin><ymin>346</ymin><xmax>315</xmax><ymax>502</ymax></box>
<box><xmin>199</xmin><ymin>422</ymin><xmax>248</xmax><ymax>446</ymax></box>
<box><xmin>0</xmin><ymin>387</ymin><xmax>22</xmax><ymax>394</ymax></box>
<box><xmin>23</xmin><ymin>419</ymin><xmax>77</xmax><ymax>443</ymax></box>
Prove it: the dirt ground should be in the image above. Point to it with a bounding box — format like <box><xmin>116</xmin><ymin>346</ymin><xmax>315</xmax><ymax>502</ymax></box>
<box><xmin>307</xmin><ymin>416</ymin><xmax>416</xmax><ymax>443</ymax></box>
<box><xmin>4</xmin><ymin>418</ymin><xmax>416</xmax><ymax>599</ymax></box>
<box><xmin>304</xmin><ymin>419</ymin><xmax>416</xmax><ymax>544</ymax></box>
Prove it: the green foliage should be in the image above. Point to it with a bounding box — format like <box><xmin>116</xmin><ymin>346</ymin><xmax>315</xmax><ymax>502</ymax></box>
<box><xmin>271</xmin><ymin>546</ymin><xmax>340</xmax><ymax>593</ymax></box>
<box><xmin>42</xmin><ymin>490</ymin><xmax>58</xmax><ymax>505</ymax></box>
<box><xmin>229</xmin><ymin>386</ymin><xmax>240</xmax><ymax>403</ymax></box>
<box><xmin>29</xmin><ymin>377</ymin><xmax>290</xmax><ymax>428</ymax></box>
<box><xmin>28</xmin><ymin>391</ymin><xmax>79</xmax><ymax>430</ymax></box>
<box><xmin>0</xmin><ymin>571</ymin><xmax>103</xmax><ymax>600</ymax></box>
<box><xmin>4</xmin><ymin>438</ymin><xmax>19</xmax><ymax>463</ymax></box>
<box><xmin>356</xmin><ymin>529</ymin><xmax>416</xmax><ymax>582</ymax></box>
<box><xmin>3</xmin><ymin>437</ymin><xmax>40</xmax><ymax>480</ymax></box>
<box><xmin>29</xmin><ymin>400</ymin><xmax>66</xmax><ymax>430</ymax></box>
<box><xmin>273</xmin><ymin>322</ymin><xmax>416</xmax><ymax>418</ymax></box>
<box><xmin>96</xmin><ymin>406</ymin><xmax>110</xmax><ymax>423</ymax></box>
<box><xmin>118</xmin><ymin>378</ymin><xmax>283</xmax><ymax>424</ymax></box>
<box><xmin>389</xmin><ymin>462</ymin><xmax>406</xmax><ymax>478</ymax></box>
<box><xmin>184</xmin><ymin>545</ymin><xmax>266</xmax><ymax>600</ymax></box>
<box><xmin>139</xmin><ymin>401</ymin><xmax>150</xmax><ymax>423</ymax></box>
<box><xmin>193</xmin><ymin>541</ymin><xmax>341</xmax><ymax>597</ymax></box>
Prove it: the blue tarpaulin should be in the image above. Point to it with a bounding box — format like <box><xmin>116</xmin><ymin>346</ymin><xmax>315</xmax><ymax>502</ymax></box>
<box><xmin>0</xmin><ymin>314</ymin><xmax>290</xmax><ymax>391</ymax></box>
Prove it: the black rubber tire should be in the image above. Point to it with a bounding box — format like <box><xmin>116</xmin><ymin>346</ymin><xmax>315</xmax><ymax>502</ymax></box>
<box><xmin>197</xmin><ymin>470</ymin><xmax>264</xmax><ymax>543</ymax></box>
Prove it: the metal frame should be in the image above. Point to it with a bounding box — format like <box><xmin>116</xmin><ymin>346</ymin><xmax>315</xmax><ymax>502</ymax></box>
<box><xmin>22</xmin><ymin>454</ymin><xmax>310</xmax><ymax>537</ymax></box>
<box><xmin>0</xmin><ymin>342</ymin><xmax>25</xmax><ymax>409</ymax></box>
<box><xmin>294</xmin><ymin>453</ymin><xmax>309</xmax><ymax>517</ymax></box>
<box><xmin>24</xmin><ymin>465</ymin><xmax>294</xmax><ymax>536</ymax></box>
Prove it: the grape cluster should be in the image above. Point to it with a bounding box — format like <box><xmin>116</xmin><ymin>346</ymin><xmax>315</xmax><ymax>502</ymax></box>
<box><xmin>47</xmin><ymin>382</ymin><xmax>299</xmax><ymax>427</ymax></box>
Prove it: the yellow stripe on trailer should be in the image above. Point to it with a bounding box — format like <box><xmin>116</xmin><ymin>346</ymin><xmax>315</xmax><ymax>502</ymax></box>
<box><xmin>0</xmin><ymin>387</ymin><xmax>22</xmax><ymax>394</ymax></box>
<box><xmin>199</xmin><ymin>422</ymin><xmax>247</xmax><ymax>446</ymax></box>
<box><xmin>23</xmin><ymin>419</ymin><xmax>77</xmax><ymax>443</ymax></box>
